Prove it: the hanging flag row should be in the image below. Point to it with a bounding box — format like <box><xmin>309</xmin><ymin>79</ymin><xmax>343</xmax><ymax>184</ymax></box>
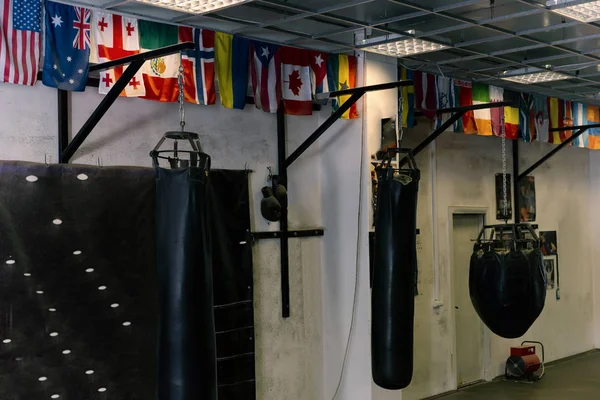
<box><xmin>1</xmin><ymin>0</ymin><xmax>359</xmax><ymax>119</ymax></box>
<box><xmin>400</xmin><ymin>67</ymin><xmax>600</xmax><ymax>150</ymax></box>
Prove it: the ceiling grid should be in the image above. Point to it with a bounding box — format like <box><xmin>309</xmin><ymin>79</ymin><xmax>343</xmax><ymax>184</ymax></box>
<box><xmin>66</xmin><ymin>0</ymin><xmax>600</xmax><ymax>104</ymax></box>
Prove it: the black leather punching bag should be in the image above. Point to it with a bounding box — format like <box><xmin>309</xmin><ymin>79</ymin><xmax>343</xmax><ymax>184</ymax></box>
<box><xmin>372</xmin><ymin>168</ymin><xmax>420</xmax><ymax>390</ymax></box>
<box><xmin>155</xmin><ymin>166</ymin><xmax>217</xmax><ymax>400</ymax></box>
<box><xmin>469</xmin><ymin>245</ymin><xmax>546</xmax><ymax>339</ymax></box>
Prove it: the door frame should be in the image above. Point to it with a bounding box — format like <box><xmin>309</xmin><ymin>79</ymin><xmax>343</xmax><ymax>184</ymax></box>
<box><xmin>447</xmin><ymin>207</ymin><xmax>492</xmax><ymax>389</ymax></box>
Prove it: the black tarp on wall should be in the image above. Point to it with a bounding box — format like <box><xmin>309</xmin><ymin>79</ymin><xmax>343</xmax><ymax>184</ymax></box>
<box><xmin>0</xmin><ymin>161</ymin><xmax>255</xmax><ymax>400</ymax></box>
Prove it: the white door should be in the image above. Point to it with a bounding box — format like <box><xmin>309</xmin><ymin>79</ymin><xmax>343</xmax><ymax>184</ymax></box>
<box><xmin>452</xmin><ymin>213</ymin><xmax>485</xmax><ymax>387</ymax></box>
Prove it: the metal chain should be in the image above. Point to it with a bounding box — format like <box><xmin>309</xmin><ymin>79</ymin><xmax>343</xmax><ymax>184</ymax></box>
<box><xmin>501</xmin><ymin>110</ymin><xmax>508</xmax><ymax>221</ymax></box>
<box><xmin>178</xmin><ymin>52</ymin><xmax>185</xmax><ymax>132</ymax></box>
<box><xmin>398</xmin><ymin>85</ymin><xmax>405</xmax><ymax>147</ymax></box>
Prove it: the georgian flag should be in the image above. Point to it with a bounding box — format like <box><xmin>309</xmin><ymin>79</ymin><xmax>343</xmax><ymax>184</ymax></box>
<box><xmin>92</xmin><ymin>11</ymin><xmax>145</xmax><ymax>97</ymax></box>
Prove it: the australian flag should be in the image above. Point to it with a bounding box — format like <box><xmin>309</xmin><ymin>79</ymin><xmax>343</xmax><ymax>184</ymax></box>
<box><xmin>42</xmin><ymin>0</ymin><xmax>90</xmax><ymax>91</ymax></box>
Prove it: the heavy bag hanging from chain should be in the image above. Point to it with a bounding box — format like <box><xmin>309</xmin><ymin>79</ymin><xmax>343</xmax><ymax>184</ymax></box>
<box><xmin>470</xmin><ymin>224</ymin><xmax>546</xmax><ymax>338</ymax></box>
<box><xmin>372</xmin><ymin>149</ymin><xmax>420</xmax><ymax>390</ymax></box>
<box><xmin>152</xmin><ymin>54</ymin><xmax>218</xmax><ymax>400</ymax></box>
<box><xmin>469</xmin><ymin>116</ymin><xmax>546</xmax><ymax>339</ymax></box>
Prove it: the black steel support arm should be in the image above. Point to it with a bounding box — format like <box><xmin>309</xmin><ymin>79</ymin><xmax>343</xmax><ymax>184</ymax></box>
<box><xmin>277</xmin><ymin>79</ymin><xmax>413</xmax><ymax>318</ymax></box>
<box><xmin>88</xmin><ymin>42</ymin><xmax>194</xmax><ymax>72</ymax></box>
<box><xmin>59</xmin><ymin>42</ymin><xmax>195</xmax><ymax>163</ymax></box>
<box><xmin>398</xmin><ymin>101</ymin><xmax>515</xmax><ymax>168</ymax></box>
<box><xmin>516</xmin><ymin>124</ymin><xmax>600</xmax><ymax>182</ymax></box>
<box><xmin>286</xmin><ymin>80</ymin><xmax>413</xmax><ymax>168</ymax></box>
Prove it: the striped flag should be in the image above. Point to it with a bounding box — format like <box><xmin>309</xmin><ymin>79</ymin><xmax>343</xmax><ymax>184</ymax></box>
<box><xmin>435</xmin><ymin>76</ymin><xmax>454</xmax><ymax>129</ymax></box>
<box><xmin>547</xmin><ymin>97</ymin><xmax>563</xmax><ymax>144</ymax></box>
<box><xmin>533</xmin><ymin>95</ymin><xmax>549</xmax><ymax>143</ymax></box>
<box><xmin>327</xmin><ymin>54</ymin><xmax>359</xmax><ymax>119</ymax></box>
<box><xmin>309</xmin><ymin>50</ymin><xmax>328</xmax><ymax>105</ymax></box>
<box><xmin>572</xmin><ymin>102</ymin><xmax>589</xmax><ymax>148</ymax></box>
<box><xmin>472</xmin><ymin>82</ymin><xmax>493</xmax><ymax>136</ymax></box>
<box><xmin>414</xmin><ymin>71</ymin><xmax>436</xmax><ymax>120</ymax></box>
<box><xmin>0</xmin><ymin>0</ymin><xmax>42</xmax><ymax>86</ymax></box>
<box><xmin>503</xmin><ymin>90</ymin><xmax>519</xmax><ymax>139</ymax></box>
<box><xmin>519</xmin><ymin>93</ymin><xmax>535</xmax><ymax>142</ymax></box>
<box><xmin>249</xmin><ymin>40</ymin><xmax>280</xmax><ymax>113</ymax></box>
<box><xmin>399</xmin><ymin>66</ymin><xmax>414</xmax><ymax>128</ymax></box>
<box><xmin>215</xmin><ymin>32</ymin><xmax>249</xmax><ymax>110</ymax></box>
<box><xmin>453</xmin><ymin>79</ymin><xmax>476</xmax><ymax>133</ymax></box>
<box><xmin>587</xmin><ymin>105</ymin><xmax>600</xmax><ymax>149</ymax></box>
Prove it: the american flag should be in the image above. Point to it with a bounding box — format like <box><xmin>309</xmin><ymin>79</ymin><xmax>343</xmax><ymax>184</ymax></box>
<box><xmin>0</xmin><ymin>0</ymin><xmax>42</xmax><ymax>86</ymax></box>
<box><xmin>72</xmin><ymin>7</ymin><xmax>91</xmax><ymax>51</ymax></box>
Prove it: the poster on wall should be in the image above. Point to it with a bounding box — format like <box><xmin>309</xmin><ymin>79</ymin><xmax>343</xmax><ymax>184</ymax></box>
<box><xmin>495</xmin><ymin>173</ymin><xmax>512</xmax><ymax>220</ymax></box>
<box><xmin>543</xmin><ymin>256</ymin><xmax>556</xmax><ymax>290</ymax></box>
<box><xmin>518</xmin><ymin>176</ymin><xmax>536</xmax><ymax>222</ymax></box>
<box><xmin>540</xmin><ymin>231</ymin><xmax>560</xmax><ymax>299</ymax></box>
<box><xmin>540</xmin><ymin>231</ymin><xmax>557</xmax><ymax>256</ymax></box>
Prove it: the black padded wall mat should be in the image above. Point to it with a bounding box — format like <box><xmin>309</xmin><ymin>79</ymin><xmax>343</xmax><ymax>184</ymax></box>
<box><xmin>0</xmin><ymin>161</ymin><xmax>255</xmax><ymax>400</ymax></box>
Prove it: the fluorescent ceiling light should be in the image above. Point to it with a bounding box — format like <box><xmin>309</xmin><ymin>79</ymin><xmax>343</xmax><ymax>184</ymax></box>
<box><xmin>547</xmin><ymin>0</ymin><xmax>600</xmax><ymax>23</ymax></box>
<box><xmin>134</xmin><ymin>0</ymin><xmax>253</xmax><ymax>14</ymax></box>
<box><xmin>500</xmin><ymin>70</ymin><xmax>571</xmax><ymax>84</ymax></box>
<box><xmin>362</xmin><ymin>38</ymin><xmax>449</xmax><ymax>58</ymax></box>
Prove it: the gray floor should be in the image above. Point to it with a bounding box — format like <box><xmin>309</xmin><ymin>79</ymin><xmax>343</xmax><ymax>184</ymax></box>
<box><xmin>436</xmin><ymin>351</ymin><xmax>600</xmax><ymax>399</ymax></box>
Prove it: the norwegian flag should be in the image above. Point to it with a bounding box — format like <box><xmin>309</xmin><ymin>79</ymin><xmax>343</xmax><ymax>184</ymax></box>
<box><xmin>72</xmin><ymin>7</ymin><xmax>91</xmax><ymax>50</ymax></box>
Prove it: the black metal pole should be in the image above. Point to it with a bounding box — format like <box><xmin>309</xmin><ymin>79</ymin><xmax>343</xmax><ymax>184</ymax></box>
<box><xmin>88</xmin><ymin>42</ymin><xmax>194</xmax><ymax>72</ymax></box>
<box><xmin>517</xmin><ymin>127</ymin><xmax>586</xmax><ymax>181</ymax></box>
<box><xmin>61</xmin><ymin>59</ymin><xmax>145</xmax><ymax>163</ymax></box>
<box><xmin>512</xmin><ymin>139</ymin><xmax>519</xmax><ymax>223</ymax></box>
<box><xmin>58</xmin><ymin>90</ymin><xmax>69</xmax><ymax>163</ymax></box>
<box><xmin>277</xmin><ymin>103</ymin><xmax>290</xmax><ymax>318</ymax></box>
<box><xmin>286</xmin><ymin>90</ymin><xmax>364</xmax><ymax>168</ymax></box>
<box><xmin>316</xmin><ymin>80</ymin><xmax>413</xmax><ymax>100</ymax></box>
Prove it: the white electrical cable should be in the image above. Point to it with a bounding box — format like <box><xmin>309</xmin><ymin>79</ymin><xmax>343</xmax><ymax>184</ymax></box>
<box><xmin>331</xmin><ymin>54</ymin><xmax>366</xmax><ymax>400</ymax></box>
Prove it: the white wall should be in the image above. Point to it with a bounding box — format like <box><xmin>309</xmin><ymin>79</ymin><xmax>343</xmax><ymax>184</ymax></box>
<box><xmin>398</xmin><ymin>122</ymin><xmax>596</xmax><ymax>400</ymax></box>
<box><xmin>0</xmin><ymin>80</ymin><xmax>334</xmax><ymax>400</ymax></box>
<box><xmin>589</xmin><ymin>151</ymin><xmax>600</xmax><ymax>349</ymax></box>
<box><xmin>2</xmin><ymin>53</ymin><xmax>597</xmax><ymax>400</ymax></box>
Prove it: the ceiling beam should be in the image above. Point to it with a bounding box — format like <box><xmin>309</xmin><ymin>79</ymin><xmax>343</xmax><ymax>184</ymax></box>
<box><xmin>231</xmin><ymin>0</ymin><xmax>376</xmax><ymax>34</ymax></box>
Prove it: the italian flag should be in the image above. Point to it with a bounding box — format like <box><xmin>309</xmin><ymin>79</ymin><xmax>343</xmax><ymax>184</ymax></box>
<box><xmin>472</xmin><ymin>82</ymin><xmax>493</xmax><ymax>136</ymax></box>
<box><xmin>138</xmin><ymin>20</ymin><xmax>197</xmax><ymax>103</ymax></box>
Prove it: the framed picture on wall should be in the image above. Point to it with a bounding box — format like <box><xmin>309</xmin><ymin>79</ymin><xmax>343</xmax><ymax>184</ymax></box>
<box><xmin>543</xmin><ymin>255</ymin><xmax>556</xmax><ymax>290</ymax></box>
<box><xmin>518</xmin><ymin>175</ymin><xmax>536</xmax><ymax>222</ymax></box>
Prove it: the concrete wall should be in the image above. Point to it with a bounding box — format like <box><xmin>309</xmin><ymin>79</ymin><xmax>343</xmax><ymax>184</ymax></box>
<box><xmin>397</xmin><ymin>122</ymin><xmax>596</xmax><ymax>400</ymax></box>
<box><xmin>2</xmin><ymin>52</ymin><xmax>597</xmax><ymax>400</ymax></box>
<box><xmin>0</xmin><ymin>81</ymin><xmax>337</xmax><ymax>400</ymax></box>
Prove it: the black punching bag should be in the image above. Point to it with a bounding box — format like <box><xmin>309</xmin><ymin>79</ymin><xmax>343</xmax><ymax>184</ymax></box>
<box><xmin>470</xmin><ymin>238</ymin><xmax>546</xmax><ymax>339</ymax></box>
<box><xmin>155</xmin><ymin>166</ymin><xmax>217</xmax><ymax>400</ymax></box>
<box><xmin>372</xmin><ymin>166</ymin><xmax>420</xmax><ymax>390</ymax></box>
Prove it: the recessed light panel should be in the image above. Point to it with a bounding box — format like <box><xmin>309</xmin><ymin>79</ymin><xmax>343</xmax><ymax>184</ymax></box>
<box><xmin>134</xmin><ymin>0</ymin><xmax>253</xmax><ymax>14</ymax></box>
<box><xmin>500</xmin><ymin>70</ymin><xmax>571</xmax><ymax>84</ymax></box>
<box><xmin>548</xmin><ymin>0</ymin><xmax>600</xmax><ymax>23</ymax></box>
<box><xmin>362</xmin><ymin>38</ymin><xmax>449</xmax><ymax>58</ymax></box>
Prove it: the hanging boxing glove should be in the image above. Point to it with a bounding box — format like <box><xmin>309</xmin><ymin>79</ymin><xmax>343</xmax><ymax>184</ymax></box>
<box><xmin>274</xmin><ymin>184</ymin><xmax>288</xmax><ymax>211</ymax></box>
<box><xmin>261</xmin><ymin>186</ymin><xmax>281</xmax><ymax>222</ymax></box>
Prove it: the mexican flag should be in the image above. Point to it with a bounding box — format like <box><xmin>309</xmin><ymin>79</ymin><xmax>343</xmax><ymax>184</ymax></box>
<box><xmin>138</xmin><ymin>20</ymin><xmax>197</xmax><ymax>103</ymax></box>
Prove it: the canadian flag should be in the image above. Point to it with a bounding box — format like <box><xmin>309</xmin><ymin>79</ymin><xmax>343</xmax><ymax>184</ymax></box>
<box><xmin>281</xmin><ymin>46</ymin><xmax>312</xmax><ymax>116</ymax></box>
<box><xmin>92</xmin><ymin>11</ymin><xmax>145</xmax><ymax>97</ymax></box>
